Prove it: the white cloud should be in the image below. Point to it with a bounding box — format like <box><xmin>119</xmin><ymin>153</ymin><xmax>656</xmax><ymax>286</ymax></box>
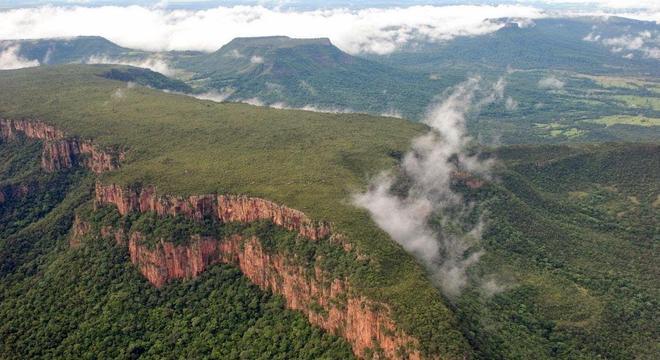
<box><xmin>85</xmin><ymin>54</ymin><xmax>178</xmax><ymax>76</ymax></box>
<box><xmin>538</xmin><ymin>76</ymin><xmax>565</xmax><ymax>90</ymax></box>
<box><xmin>227</xmin><ymin>49</ymin><xmax>243</xmax><ymax>58</ymax></box>
<box><xmin>0</xmin><ymin>45</ymin><xmax>40</xmax><ymax>70</ymax></box>
<box><xmin>505</xmin><ymin>96</ymin><xmax>518</xmax><ymax>111</ymax></box>
<box><xmin>353</xmin><ymin>77</ymin><xmax>504</xmax><ymax>298</ymax></box>
<box><xmin>191</xmin><ymin>88</ymin><xmax>235</xmax><ymax>102</ymax></box>
<box><xmin>599</xmin><ymin>31</ymin><xmax>660</xmax><ymax>59</ymax></box>
<box><xmin>0</xmin><ymin>5</ymin><xmax>545</xmax><ymax>55</ymax></box>
<box><xmin>250</xmin><ymin>55</ymin><xmax>264</xmax><ymax>64</ymax></box>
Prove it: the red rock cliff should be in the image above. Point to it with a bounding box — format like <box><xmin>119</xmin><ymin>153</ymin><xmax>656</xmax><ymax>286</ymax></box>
<box><xmin>0</xmin><ymin>118</ymin><xmax>123</xmax><ymax>173</ymax></box>
<box><xmin>94</xmin><ymin>182</ymin><xmax>333</xmax><ymax>241</ymax></box>
<box><xmin>124</xmin><ymin>230</ymin><xmax>421</xmax><ymax>359</ymax></box>
<box><xmin>92</xmin><ymin>183</ymin><xmax>422</xmax><ymax>359</ymax></box>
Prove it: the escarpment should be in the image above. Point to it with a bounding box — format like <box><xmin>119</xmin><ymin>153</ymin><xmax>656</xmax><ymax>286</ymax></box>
<box><xmin>4</xmin><ymin>120</ymin><xmax>425</xmax><ymax>358</ymax></box>
<box><xmin>0</xmin><ymin>119</ymin><xmax>123</xmax><ymax>173</ymax></box>
<box><xmin>94</xmin><ymin>183</ymin><xmax>334</xmax><ymax>242</ymax></box>
<box><xmin>90</xmin><ymin>183</ymin><xmax>422</xmax><ymax>359</ymax></box>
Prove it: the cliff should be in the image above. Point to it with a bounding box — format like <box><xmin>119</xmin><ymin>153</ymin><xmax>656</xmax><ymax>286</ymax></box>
<box><xmin>0</xmin><ymin>118</ymin><xmax>123</xmax><ymax>173</ymax></box>
<box><xmin>2</xmin><ymin>119</ymin><xmax>427</xmax><ymax>358</ymax></box>
<box><xmin>119</xmin><ymin>231</ymin><xmax>421</xmax><ymax>359</ymax></box>
<box><xmin>91</xmin><ymin>182</ymin><xmax>421</xmax><ymax>359</ymax></box>
<box><xmin>94</xmin><ymin>182</ymin><xmax>334</xmax><ymax>242</ymax></box>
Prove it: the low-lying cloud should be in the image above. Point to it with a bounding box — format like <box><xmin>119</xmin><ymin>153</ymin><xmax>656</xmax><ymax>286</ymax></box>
<box><xmin>85</xmin><ymin>55</ymin><xmax>178</xmax><ymax>76</ymax></box>
<box><xmin>0</xmin><ymin>5</ymin><xmax>545</xmax><ymax>55</ymax></box>
<box><xmin>584</xmin><ymin>25</ymin><xmax>660</xmax><ymax>59</ymax></box>
<box><xmin>0</xmin><ymin>45</ymin><xmax>39</xmax><ymax>70</ymax></box>
<box><xmin>354</xmin><ymin>77</ymin><xmax>503</xmax><ymax>298</ymax></box>
<box><xmin>538</xmin><ymin>76</ymin><xmax>565</xmax><ymax>90</ymax></box>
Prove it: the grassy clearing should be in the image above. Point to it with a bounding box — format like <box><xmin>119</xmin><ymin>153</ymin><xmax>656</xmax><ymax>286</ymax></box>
<box><xmin>534</xmin><ymin>122</ymin><xmax>587</xmax><ymax>138</ymax></box>
<box><xmin>613</xmin><ymin>95</ymin><xmax>660</xmax><ymax>111</ymax></box>
<box><xmin>585</xmin><ymin>115</ymin><xmax>660</xmax><ymax>127</ymax></box>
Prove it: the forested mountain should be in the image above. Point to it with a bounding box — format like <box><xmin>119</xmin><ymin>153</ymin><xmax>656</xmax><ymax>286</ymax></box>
<box><xmin>369</xmin><ymin>17</ymin><xmax>660</xmax><ymax>76</ymax></box>
<box><xmin>0</xmin><ymin>65</ymin><xmax>657</xmax><ymax>359</ymax></box>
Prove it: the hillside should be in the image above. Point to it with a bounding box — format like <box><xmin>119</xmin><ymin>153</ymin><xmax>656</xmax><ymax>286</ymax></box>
<box><xmin>176</xmin><ymin>36</ymin><xmax>454</xmax><ymax>119</ymax></box>
<box><xmin>0</xmin><ymin>65</ymin><xmax>657</xmax><ymax>359</ymax></box>
<box><xmin>0</xmin><ymin>36</ymin><xmax>139</xmax><ymax>65</ymax></box>
<box><xmin>370</xmin><ymin>17</ymin><xmax>660</xmax><ymax>76</ymax></box>
<box><xmin>0</xmin><ymin>64</ymin><xmax>469</xmax><ymax>359</ymax></box>
<box><xmin>463</xmin><ymin>143</ymin><xmax>659</xmax><ymax>358</ymax></box>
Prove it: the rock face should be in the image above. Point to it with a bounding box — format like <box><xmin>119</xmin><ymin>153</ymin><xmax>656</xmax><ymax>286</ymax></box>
<box><xmin>0</xmin><ymin>118</ymin><xmax>123</xmax><ymax>173</ymax></box>
<box><xmin>128</xmin><ymin>232</ymin><xmax>221</xmax><ymax>287</ymax></box>
<box><xmin>70</xmin><ymin>215</ymin><xmax>91</xmax><ymax>248</ymax></box>
<box><xmin>6</xmin><ymin>119</ymin><xmax>425</xmax><ymax>358</ymax></box>
<box><xmin>93</xmin><ymin>183</ymin><xmax>421</xmax><ymax>359</ymax></box>
<box><xmin>124</xmin><ymin>231</ymin><xmax>421</xmax><ymax>359</ymax></box>
<box><xmin>95</xmin><ymin>183</ymin><xmax>333</xmax><ymax>241</ymax></box>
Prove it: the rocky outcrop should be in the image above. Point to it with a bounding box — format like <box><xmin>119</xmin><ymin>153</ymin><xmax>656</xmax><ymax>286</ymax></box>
<box><xmin>452</xmin><ymin>171</ymin><xmax>485</xmax><ymax>189</ymax></box>
<box><xmin>220</xmin><ymin>235</ymin><xmax>421</xmax><ymax>359</ymax></box>
<box><xmin>124</xmin><ymin>231</ymin><xmax>421</xmax><ymax>359</ymax></box>
<box><xmin>0</xmin><ymin>118</ymin><xmax>123</xmax><ymax>173</ymax></box>
<box><xmin>128</xmin><ymin>232</ymin><xmax>221</xmax><ymax>287</ymax></box>
<box><xmin>95</xmin><ymin>183</ymin><xmax>333</xmax><ymax>241</ymax></box>
<box><xmin>70</xmin><ymin>215</ymin><xmax>91</xmax><ymax>248</ymax></box>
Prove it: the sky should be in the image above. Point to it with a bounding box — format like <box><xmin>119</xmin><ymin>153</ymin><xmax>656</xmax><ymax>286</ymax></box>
<box><xmin>0</xmin><ymin>0</ymin><xmax>658</xmax><ymax>55</ymax></box>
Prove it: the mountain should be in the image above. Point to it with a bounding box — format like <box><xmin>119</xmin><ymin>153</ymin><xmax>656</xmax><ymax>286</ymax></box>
<box><xmin>175</xmin><ymin>36</ymin><xmax>456</xmax><ymax>119</ymax></box>
<box><xmin>0</xmin><ymin>36</ymin><xmax>139</xmax><ymax>65</ymax></box>
<box><xmin>369</xmin><ymin>17</ymin><xmax>660</xmax><ymax>76</ymax></box>
<box><xmin>0</xmin><ymin>65</ymin><xmax>657</xmax><ymax>359</ymax></box>
<box><xmin>0</xmin><ymin>64</ymin><xmax>469</xmax><ymax>359</ymax></box>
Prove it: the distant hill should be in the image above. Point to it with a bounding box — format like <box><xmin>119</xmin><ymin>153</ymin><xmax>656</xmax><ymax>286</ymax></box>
<box><xmin>0</xmin><ymin>36</ymin><xmax>139</xmax><ymax>65</ymax></box>
<box><xmin>175</xmin><ymin>36</ymin><xmax>455</xmax><ymax>119</ymax></box>
<box><xmin>369</xmin><ymin>17</ymin><xmax>660</xmax><ymax>76</ymax></box>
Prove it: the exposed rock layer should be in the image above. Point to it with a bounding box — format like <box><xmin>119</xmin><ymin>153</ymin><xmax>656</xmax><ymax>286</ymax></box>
<box><xmin>4</xmin><ymin>119</ymin><xmax>426</xmax><ymax>358</ymax></box>
<box><xmin>124</xmin><ymin>231</ymin><xmax>421</xmax><ymax>359</ymax></box>
<box><xmin>94</xmin><ymin>182</ymin><xmax>333</xmax><ymax>241</ymax></box>
<box><xmin>92</xmin><ymin>183</ymin><xmax>421</xmax><ymax>359</ymax></box>
<box><xmin>0</xmin><ymin>118</ymin><xmax>122</xmax><ymax>173</ymax></box>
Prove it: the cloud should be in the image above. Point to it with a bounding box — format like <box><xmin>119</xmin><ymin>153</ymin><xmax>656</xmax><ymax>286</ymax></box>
<box><xmin>227</xmin><ymin>49</ymin><xmax>243</xmax><ymax>58</ymax></box>
<box><xmin>111</xmin><ymin>87</ymin><xmax>125</xmax><ymax>100</ymax></box>
<box><xmin>0</xmin><ymin>5</ymin><xmax>545</xmax><ymax>55</ymax></box>
<box><xmin>380</xmin><ymin>108</ymin><xmax>403</xmax><ymax>118</ymax></box>
<box><xmin>598</xmin><ymin>31</ymin><xmax>660</xmax><ymax>59</ymax></box>
<box><xmin>538</xmin><ymin>76</ymin><xmax>565</xmax><ymax>90</ymax></box>
<box><xmin>0</xmin><ymin>45</ymin><xmax>40</xmax><ymax>70</ymax></box>
<box><xmin>505</xmin><ymin>96</ymin><xmax>518</xmax><ymax>111</ymax></box>
<box><xmin>250</xmin><ymin>55</ymin><xmax>264</xmax><ymax>64</ymax></box>
<box><xmin>191</xmin><ymin>88</ymin><xmax>235</xmax><ymax>102</ymax></box>
<box><xmin>353</xmin><ymin>77</ymin><xmax>504</xmax><ymax>298</ymax></box>
<box><xmin>85</xmin><ymin>54</ymin><xmax>178</xmax><ymax>76</ymax></box>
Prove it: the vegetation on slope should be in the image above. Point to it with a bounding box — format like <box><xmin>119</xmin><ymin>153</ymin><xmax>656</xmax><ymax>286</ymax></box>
<box><xmin>1</xmin><ymin>65</ymin><xmax>657</xmax><ymax>359</ymax></box>
<box><xmin>0</xmin><ymin>64</ymin><xmax>471</xmax><ymax>358</ymax></box>
<box><xmin>452</xmin><ymin>143</ymin><xmax>659</xmax><ymax>359</ymax></box>
<box><xmin>473</xmin><ymin>70</ymin><xmax>660</xmax><ymax>144</ymax></box>
<box><xmin>0</xmin><ymin>139</ymin><xmax>355</xmax><ymax>359</ymax></box>
<box><xmin>370</xmin><ymin>17</ymin><xmax>660</xmax><ymax>76</ymax></box>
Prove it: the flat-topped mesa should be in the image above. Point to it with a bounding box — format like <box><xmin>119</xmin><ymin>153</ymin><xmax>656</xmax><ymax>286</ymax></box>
<box><xmin>0</xmin><ymin>118</ymin><xmax>123</xmax><ymax>173</ymax></box>
<box><xmin>94</xmin><ymin>182</ymin><xmax>333</xmax><ymax>241</ymax></box>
